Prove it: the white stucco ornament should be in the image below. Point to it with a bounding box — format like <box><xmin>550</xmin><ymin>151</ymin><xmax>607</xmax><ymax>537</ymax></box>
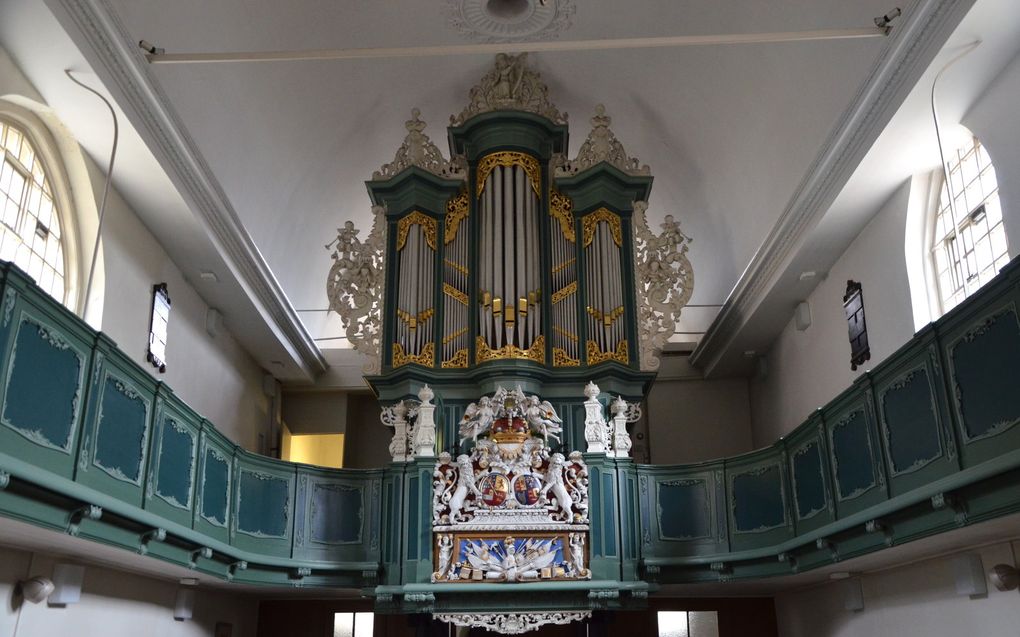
<box><xmin>372</xmin><ymin>108</ymin><xmax>465</xmax><ymax>181</ymax></box>
<box><xmin>631</xmin><ymin>201</ymin><xmax>694</xmax><ymax>371</ymax></box>
<box><xmin>435</xmin><ymin>611</ymin><xmax>592</xmax><ymax>634</ymax></box>
<box><xmin>412</xmin><ymin>385</ymin><xmax>437</xmax><ymax>457</ymax></box>
<box><xmin>451</xmin><ymin>53</ymin><xmax>566</xmax><ymax>126</ymax></box>
<box><xmin>554</xmin><ymin>104</ymin><xmax>650</xmax><ymax>178</ymax></box>
<box><xmin>326</xmin><ymin>205</ymin><xmax>387</xmax><ymax>373</ymax></box>
<box><xmin>583</xmin><ymin>381</ymin><xmax>610</xmax><ymax>454</ymax></box>
<box><xmin>443</xmin><ymin>0</ymin><xmax>575</xmax><ymax>44</ymax></box>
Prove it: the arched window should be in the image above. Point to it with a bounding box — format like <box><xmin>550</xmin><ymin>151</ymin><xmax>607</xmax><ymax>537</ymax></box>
<box><xmin>0</xmin><ymin>119</ymin><xmax>67</xmax><ymax>303</ymax></box>
<box><xmin>931</xmin><ymin>136</ymin><xmax>1008</xmax><ymax>313</ymax></box>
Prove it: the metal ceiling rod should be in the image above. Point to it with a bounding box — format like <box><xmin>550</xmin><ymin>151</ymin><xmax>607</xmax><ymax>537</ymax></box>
<box><xmin>64</xmin><ymin>70</ymin><xmax>118</xmax><ymax>323</ymax></box>
<box><xmin>142</xmin><ymin>27</ymin><xmax>888</xmax><ymax>65</ymax></box>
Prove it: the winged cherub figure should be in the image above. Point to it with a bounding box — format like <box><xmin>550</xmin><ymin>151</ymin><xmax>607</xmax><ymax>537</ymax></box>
<box><xmin>458</xmin><ymin>396</ymin><xmax>495</xmax><ymax>446</ymax></box>
<box><xmin>525</xmin><ymin>395</ymin><xmax>563</xmax><ymax>444</ymax></box>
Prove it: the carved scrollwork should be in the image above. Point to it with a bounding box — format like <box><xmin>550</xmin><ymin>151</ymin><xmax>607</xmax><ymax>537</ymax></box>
<box><xmin>451</xmin><ymin>53</ymin><xmax>567</xmax><ymax>126</ymax></box>
<box><xmin>326</xmin><ymin>205</ymin><xmax>387</xmax><ymax>373</ymax></box>
<box><xmin>631</xmin><ymin>201</ymin><xmax>694</xmax><ymax>371</ymax></box>
<box><xmin>554</xmin><ymin>104</ymin><xmax>650</xmax><ymax>178</ymax></box>
<box><xmin>435</xmin><ymin>611</ymin><xmax>592</xmax><ymax>634</ymax></box>
<box><xmin>372</xmin><ymin>108</ymin><xmax>466</xmax><ymax>181</ymax></box>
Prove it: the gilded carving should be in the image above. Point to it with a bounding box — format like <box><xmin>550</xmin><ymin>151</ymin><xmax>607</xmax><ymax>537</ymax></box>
<box><xmin>475</xmin><ymin>335</ymin><xmax>545</xmax><ymax>363</ymax></box>
<box><xmin>393</xmin><ymin>342</ymin><xmax>435</xmax><ymax>368</ymax></box>
<box><xmin>441</xmin><ymin>348</ymin><xmax>469</xmax><ymax>369</ymax></box>
<box><xmin>586</xmin><ymin>339</ymin><xmax>628</xmax><ymax>366</ymax></box>
<box><xmin>476</xmin><ymin>151</ymin><xmax>541</xmax><ymax>198</ymax></box>
<box><xmin>443</xmin><ymin>283</ymin><xmax>469</xmax><ymax>306</ymax></box>
<box><xmin>552</xmin><ymin>347</ymin><xmax>580</xmax><ymax>367</ymax></box>
<box><xmin>581</xmin><ymin>208</ymin><xmax>623</xmax><ymax>248</ymax></box>
<box><xmin>445</xmin><ymin>190</ymin><xmax>470</xmax><ymax>244</ymax></box>
<box><xmin>549</xmin><ymin>189</ymin><xmax>575</xmax><ymax>242</ymax></box>
<box><xmin>396</xmin><ymin>211</ymin><xmax>438</xmax><ymax>251</ymax></box>
<box><xmin>551</xmin><ymin>281</ymin><xmax>577</xmax><ymax>305</ymax></box>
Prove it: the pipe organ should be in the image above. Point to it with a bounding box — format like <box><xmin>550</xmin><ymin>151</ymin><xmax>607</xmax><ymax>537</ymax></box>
<box><xmin>327</xmin><ymin>53</ymin><xmax>693</xmax><ymax>379</ymax></box>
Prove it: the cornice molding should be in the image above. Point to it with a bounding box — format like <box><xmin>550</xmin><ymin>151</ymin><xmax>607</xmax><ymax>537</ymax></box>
<box><xmin>47</xmin><ymin>0</ymin><xmax>326</xmax><ymax>377</ymax></box>
<box><xmin>690</xmin><ymin>0</ymin><xmax>976</xmax><ymax>375</ymax></box>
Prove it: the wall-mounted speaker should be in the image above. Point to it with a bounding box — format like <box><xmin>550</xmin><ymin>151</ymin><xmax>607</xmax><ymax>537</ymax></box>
<box><xmin>843</xmin><ymin>578</ymin><xmax>864</xmax><ymax>611</ymax></box>
<box><xmin>952</xmin><ymin>553</ymin><xmax>988</xmax><ymax>597</ymax></box>
<box><xmin>174</xmin><ymin>586</ymin><xmax>196</xmax><ymax>620</ymax></box>
<box><xmin>49</xmin><ymin>563</ymin><xmax>85</xmax><ymax>606</ymax></box>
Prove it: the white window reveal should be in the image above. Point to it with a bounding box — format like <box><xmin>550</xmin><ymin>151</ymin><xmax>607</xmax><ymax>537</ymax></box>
<box><xmin>0</xmin><ymin>120</ymin><xmax>66</xmax><ymax>303</ymax></box>
<box><xmin>333</xmin><ymin>612</ymin><xmax>374</xmax><ymax>637</ymax></box>
<box><xmin>931</xmin><ymin>136</ymin><xmax>1008</xmax><ymax>313</ymax></box>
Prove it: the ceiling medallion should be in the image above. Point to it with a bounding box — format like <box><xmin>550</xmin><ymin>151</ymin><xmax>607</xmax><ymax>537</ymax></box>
<box><xmin>443</xmin><ymin>0</ymin><xmax>575</xmax><ymax>43</ymax></box>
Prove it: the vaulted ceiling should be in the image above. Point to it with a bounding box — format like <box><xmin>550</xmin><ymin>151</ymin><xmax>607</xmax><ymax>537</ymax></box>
<box><xmin>2</xmin><ymin>0</ymin><xmax>1017</xmax><ymax>382</ymax></box>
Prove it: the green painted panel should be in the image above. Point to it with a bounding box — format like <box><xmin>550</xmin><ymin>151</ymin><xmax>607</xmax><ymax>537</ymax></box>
<box><xmin>93</xmin><ymin>375</ymin><xmax>149</xmax><ymax>485</ymax></box>
<box><xmin>154</xmin><ymin>417</ymin><xmax>195</xmax><ymax>509</ymax></box>
<box><xmin>950</xmin><ymin>309</ymin><xmax>1020</xmax><ymax>441</ymax></box>
<box><xmin>200</xmin><ymin>447</ymin><xmax>230</xmax><ymax>527</ymax></box>
<box><xmin>2</xmin><ymin>318</ymin><xmax>83</xmax><ymax>452</ymax></box>
<box><xmin>310</xmin><ymin>483</ymin><xmax>363</xmax><ymax>544</ymax></box>
<box><xmin>236</xmin><ymin>469</ymin><xmax>290</xmax><ymax>538</ymax></box>
<box><xmin>731</xmin><ymin>465</ymin><xmax>784</xmax><ymax>533</ymax></box>
<box><xmin>829</xmin><ymin>409</ymin><xmax>876</xmax><ymax>500</ymax></box>
<box><xmin>656</xmin><ymin>479</ymin><xmax>710</xmax><ymax>540</ymax></box>
<box><xmin>407</xmin><ymin>475</ymin><xmax>419</xmax><ymax>561</ymax></box>
<box><xmin>602</xmin><ymin>472</ymin><xmax>617</xmax><ymax>557</ymax></box>
<box><xmin>880</xmin><ymin>367</ymin><xmax>942</xmax><ymax>475</ymax></box>
<box><xmin>791</xmin><ymin>442</ymin><xmax>826</xmax><ymax>520</ymax></box>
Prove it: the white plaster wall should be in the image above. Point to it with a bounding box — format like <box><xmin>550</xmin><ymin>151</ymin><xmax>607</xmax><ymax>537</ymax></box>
<box><xmin>966</xmin><ymin>48</ymin><xmax>1020</xmax><ymax>260</ymax></box>
<box><xmin>0</xmin><ymin>46</ymin><xmax>268</xmax><ymax>450</ymax></box>
<box><xmin>0</xmin><ymin>547</ymin><xmax>257</xmax><ymax>637</ymax></box>
<box><xmin>749</xmin><ymin>182</ymin><xmax>916</xmax><ymax>447</ymax></box>
<box><xmin>776</xmin><ymin>542</ymin><xmax>1020</xmax><ymax>637</ymax></box>
<box><xmin>646</xmin><ymin>355</ymin><xmax>754</xmax><ymax>464</ymax></box>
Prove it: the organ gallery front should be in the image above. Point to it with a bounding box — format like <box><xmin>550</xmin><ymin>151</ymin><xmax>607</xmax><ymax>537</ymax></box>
<box><xmin>326</xmin><ymin>53</ymin><xmax>693</xmax><ymax>632</ymax></box>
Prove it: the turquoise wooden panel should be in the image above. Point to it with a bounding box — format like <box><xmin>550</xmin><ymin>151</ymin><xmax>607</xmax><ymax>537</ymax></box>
<box><xmin>231</xmin><ymin>454</ymin><xmax>295</xmax><ymax>558</ymax></box>
<box><xmin>310</xmin><ymin>483</ymin><xmax>362</xmax><ymax>543</ymax></box>
<box><xmin>731</xmin><ymin>465</ymin><xmax>785</xmax><ymax>532</ymax></box>
<box><xmin>0</xmin><ymin>311</ymin><xmax>89</xmax><ymax>478</ymax></box>
<box><xmin>823</xmin><ymin>382</ymin><xmax>888</xmax><ymax>519</ymax></box>
<box><xmin>292</xmin><ymin>466</ymin><xmax>382</xmax><ymax>564</ymax></box>
<box><xmin>657</xmin><ymin>478</ymin><xmax>711</xmax><ymax>540</ymax></box>
<box><xmin>873</xmin><ymin>335</ymin><xmax>958</xmax><ymax>495</ymax></box>
<box><xmin>236</xmin><ymin>470</ymin><xmax>290</xmax><ymax>537</ymax></box>
<box><xmin>791</xmin><ymin>441</ymin><xmax>826</xmax><ymax>520</ymax></box>
<box><xmin>726</xmin><ymin>449</ymin><xmax>793</xmax><ymax>552</ymax></box>
<box><xmin>143</xmin><ymin>391</ymin><xmax>200</xmax><ymax>528</ymax></box>
<box><xmin>76</xmin><ymin>340</ymin><xmax>157</xmax><ymax>507</ymax></box>
<box><xmin>194</xmin><ymin>425</ymin><xmax>233</xmax><ymax>543</ymax></box>
<box><xmin>943</xmin><ymin>302</ymin><xmax>1020</xmax><ymax>466</ymax></box>
<box><xmin>879</xmin><ymin>366</ymin><xmax>942</xmax><ymax>474</ymax></box>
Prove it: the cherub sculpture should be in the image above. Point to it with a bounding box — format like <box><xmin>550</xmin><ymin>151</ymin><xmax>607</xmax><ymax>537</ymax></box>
<box><xmin>540</xmin><ymin>453</ymin><xmax>574</xmax><ymax>519</ymax></box>
<box><xmin>432</xmin><ymin>534</ymin><xmax>454</xmax><ymax>582</ymax></box>
<box><xmin>448</xmin><ymin>454</ymin><xmax>480</xmax><ymax>521</ymax></box>
<box><xmin>525</xmin><ymin>395</ymin><xmax>563</xmax><ymax>444</ymax></box>
<box><xmin>459</xmin><ymin>396</ymin><xmax>495</xmax><ymax>445</ymax></box>
<box><xmin>569</xmin><ymin>532</ymin><xmax>589</xmax><ymax>578</ymax></box>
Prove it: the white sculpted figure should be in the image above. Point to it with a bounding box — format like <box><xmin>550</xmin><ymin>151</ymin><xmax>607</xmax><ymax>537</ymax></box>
<box><xmin>433</xmin><ymin>534</ymin><xmax>454</xmax><ymax>582</ymax></box>
<box><xmin>525</xmin><ymin>396</ymin><xmax>563</xmax><ymax>444</ymax></box>
<box><xmin>466</xmin><ymin>537</ymin><xmax>557</xmax><ymax>582</ymax></box>
<box><xmin>541</xmin><ymin>453</ymin><xmax>574</xmax><ymax>519</ymax></box>
<box><xmin>569</xmin><ymin>532</ymin><xmax>590</xmax><ymax>578</ymax></box>
<box><xmin>448</xmin><ymin>454</ymin><xmax>480</xmax><ymax>521</ymax></box>
<box><xmin>459</xmin><ymin>396</ymin><xmax>495</xmax><ymax>445</ymax></box>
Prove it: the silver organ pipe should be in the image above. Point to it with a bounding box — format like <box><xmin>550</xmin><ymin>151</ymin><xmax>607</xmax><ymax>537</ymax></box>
<box><xmin>477</xmin><ymin>156</ymin><xmax>542</xmax><ymax>356</ymax></box>
<box><xmin>549</xmin><ymin>190</ymin><xmax>578</xmax><ymax>365</ymax></box>
<box><xmin>442</xmin><ymin>191</ymin><xmax>470</xmax><ymax>367</ymax></box>
<box><xmin>393</xmin><ymin>213</ymin><xmax>437</xmax><ymax>365</ymax></box>
<box><xmin>583</xmin><ymin>210</ymin><xmax>625</xmax><ymax>362</ymax></box>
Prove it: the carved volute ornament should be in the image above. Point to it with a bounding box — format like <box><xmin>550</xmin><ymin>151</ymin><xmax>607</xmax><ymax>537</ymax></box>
<box><xmin>451</xmin><ymin>53</ymin><xmax>567</xmax><ymax>126</ymax></box>
<box><xmin>554</xmin><ymin>104</ymin><xmax>650</xmax><ymax>177</ymax></box>
<box><xmin>325</xmin><ymin>205</ymin><xmax>387</xmax><ymax>373</ymax></box>
<box><xmin>373</xmin><ymin>108</ymin><xmax>466</xmax><ymax>181</ymax></box>
<box><xmin>631</xmin><ymin>202</ymin><xmax>694</xmax><ymax>371</ymax></box>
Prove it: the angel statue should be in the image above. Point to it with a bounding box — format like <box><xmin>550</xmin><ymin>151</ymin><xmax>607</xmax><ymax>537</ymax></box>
<box><xmin>459</xmin><ymin>396</ymin><xmax>495</xmax><ymax>446</ymax></box>
<box><xmin>525</xmin><ymin>395</ymin><xmax>563</xmax><ymax>444</ymax></box>
<box><xmin>448</xmin><ymin>454</ymin><xmax>481</xmax><ymax>521</ymax></box>
<box><xmin>432</xmin><ymin>534</ymin><xmax>454</xmax><ymax>582</ymax></box>
<box><xmin>541</xmin><ymin>453</ymin><xmax>574</xmax><ymax>519</ymax></box>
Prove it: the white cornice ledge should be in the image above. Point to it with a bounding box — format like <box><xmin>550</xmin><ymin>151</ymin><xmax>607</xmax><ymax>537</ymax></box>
<box><xmin>690</xmin><ymin>0</ymin><xmax>976</xmax><ymax>376</ymax></box>
<box><xmin>48</xmin><ymin>0</ymin><xmax>327</xmax><ymax>378</ymax></box>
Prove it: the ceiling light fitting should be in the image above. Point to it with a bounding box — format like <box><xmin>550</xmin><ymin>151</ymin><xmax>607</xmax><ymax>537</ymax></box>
<box><xmin>874</xmin><ymin>8</ymin><xmax>902</xmax><ymax>32</ymax></box>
